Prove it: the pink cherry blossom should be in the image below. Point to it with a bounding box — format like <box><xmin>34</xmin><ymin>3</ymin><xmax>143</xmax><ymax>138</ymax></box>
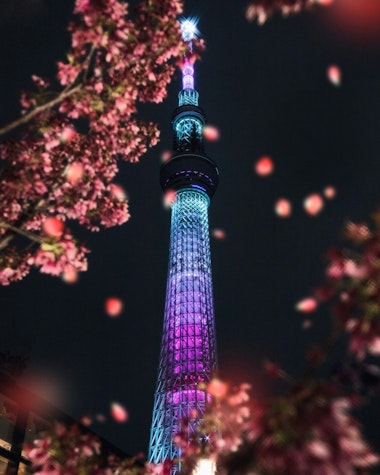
<box><xmin>105</xmin><ymin>297</ymin><xmax>123</xmax><ymax>317</ymax></box>
<box><xmin>65</xmin><ymin>162</ymin><xmax>84</xmax><ymax>185</ymax></box>
<box><xmin>275</xmin><ymin>197</ymin><xmax>292</xmax><ymax>217</ymax></box>
<box><xmin>42</xmin><ymin>217</ymin><xmax>64</xmax><ymax>239</ymax></box>
<box><xmin>254</xmin><ymin>156</ymin><xmax>274</xmax><ymax>176</ymax></box>
<box><xmin>246</xmin><ymin>0</ymin><xmax>316</xmax><ymax>24</ymax></box>
<box><xmin>295</xmin><ymin>296</ymin><xmax>318</xmax><ymax>313</ymax></box>
<box><xmin>211</xmin><ymin>228</ymin><xmax>226</xmax><ymax>240</ymax></box>
<box><xmin>327</xmin><ymin>65</ymin><xmax>342</xmax><ymax>87</ymax></box>
<box><xmin>0</xmin><ymin>0</ymin><xmax>190</xmax><ymax>284</ymax></box>
<box><xmin>110</xmin><ymin>402</ymin><xmax>129</xmax><ymax>422</ymax></box>
<box><xmin>202</xmin><ymin>125</ymin><xmax>220</xmax><ymax>142</ymax></box>
<box><xmin>62</xmin><ymin>266</ymin><xmax>79</xmax><ymax>284</ymax></box>
<box><xmin>60</xmin><ymin>126</ymin><xmax>77</xmax><ymax>143</ymax></box>
<box><xmin>323</xmin><ymin>185</ymin><xmax>336</xmax><ymax>199</ymax></box>
<box><xmin>163</xmin><ymin>190</ymin><xmax>177</xmax><ymax>209</ymax></box>
<box><xmin>207</xmin><ymin>378</ymin><xmax>228</xmax><ymax>399</ymax></box>
<box><xmin>110</xmin><ymin>184</ymin><xmax>127</xmax><ymax>202</ymax></box>
<box><xmin>303</xmin><ymin>193</ymin><xmax>324</xmax><ymax>216</ymax></box>
<box><xmin>28</xmin><ymin>234</ymin><xmax>88</xmax><ymax>277</ymax></box>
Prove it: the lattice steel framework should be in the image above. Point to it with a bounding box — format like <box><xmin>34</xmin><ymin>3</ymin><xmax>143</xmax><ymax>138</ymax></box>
<box><xmin>148</xmin><ymin>191</ymin><xmax>217</xmax><ymax>464</ymax></box>
<box><xmin>149</xmin><ymin>37</ymin><xmax>219</xmax><ymax>467</ymax></box>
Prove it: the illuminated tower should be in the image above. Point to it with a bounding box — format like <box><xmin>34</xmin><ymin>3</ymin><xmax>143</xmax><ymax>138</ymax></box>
<box><xmin>148</xmin><ymin>19</ymin><xmax>219</xmax><ymax>466</ymax></box>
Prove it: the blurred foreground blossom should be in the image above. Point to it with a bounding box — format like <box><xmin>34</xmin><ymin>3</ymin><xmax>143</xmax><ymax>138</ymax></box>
<box><xmin>25</xmin><ymin>421</ymin><xmax>145</xmax><ymax>475</ymax></box>
<box><xmin>319</xmin><ymin>217</ymin><xmax>380</xmax><ymax>360</ymax></box>
<box><xmin>65</xmin><ymin>161</ymin><xmax>84</xmax><ymax>185</ymax></box>
<box><xmin>254</xmin><ymin>156</ymin><xmax>274</xmax><ymax>176</ymax></box>
<box><xmin>202</xmin><ymin>125</ymin><xmax>220</xmax><ymax>142</ymax></box>
<box><xmin>323</xmin><ymin>185</ymin><xmax>336</xmax><ymax>199</ymax></box>
<box><xmin>327</xmin><ymin>65</ymin><xmax>342</xmax><ymax>86</ymax></box>
<box><xmin>296</xmin><ymin>296</ymin><xmax>318</xmax><ymax>313</ymax></box>
<box><xmin>163</xmin><ymin>189</ymin><xmax>177</xmax><ymax>209</ymax></box>
<box><xmin>105</xmin><ymin>297</ymin><xmax>124</xmax><ymax>317</ymax></box>
<box><xmin>173</xmin><ymin>378</ymin><xmax>378</xmax><ymax>475</ymax></box>
<box><xmin>211</xmin><ymin>228</ymin><xmax>226</xmax><ymax>240</ymax></box>
<box><xmin>303</xmin><ymin>193</ymin><xmax>324</xmax><ymax>216</ymax></box>
<box><xmin>42</xmin><ymin>217</ymin><xmax>64</xmax><ymax>239</ymax></box>
<box><xmin>61</xmin><ymin>265</ymin><xmax>78</xmax><ymax>284</ymax></box>
<box><xmin>24</xmin><ymin>378</ymin><xmax>379</xmax><ymax>475</ymax></box>
<box><xmin>246</xmin><ymin>0</ymin><xmax>320</xmax><ymax>24</ymax></box>
<box><xmin>110</xmin><ymin>401</ymin><xmax>129</xmax><ymax>423</ymax></box>
<box><xmin>275</xmin><ymin>197</ymin><xmax>292</xmax><ymax>217</ymax></box>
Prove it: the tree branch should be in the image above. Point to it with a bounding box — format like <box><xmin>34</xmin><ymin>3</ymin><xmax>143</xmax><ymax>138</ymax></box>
<box><xmin>0</xmin><ymin>221</ymin><xmax>42</xmax><ymax>244</ymax></box>
<box><xmin>0</xmin><ymin>85</ymin><xmax>82</xmax><ymax>137</ymax></box>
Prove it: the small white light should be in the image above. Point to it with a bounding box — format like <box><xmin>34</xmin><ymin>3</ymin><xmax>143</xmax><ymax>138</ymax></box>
<box><xmin>192</xmin><ymin>458</ymin><xmax>216</xmax><ymax>475</ymax></box>
<box><xmin>180</xmin><ymin>18</ymin><xmax>199</xmax><ymax>42</ymax></box>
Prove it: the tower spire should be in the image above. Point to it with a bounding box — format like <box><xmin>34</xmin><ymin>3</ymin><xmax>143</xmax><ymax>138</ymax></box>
<box><xmin>148</xmin><ymin>19</ymin><xmax>219</xmax><ymax>470</ymax></box>
<box><xmin>178</xmin><ymin>18</ymin><xmax>199</xmax><ymax>107</ymax></box>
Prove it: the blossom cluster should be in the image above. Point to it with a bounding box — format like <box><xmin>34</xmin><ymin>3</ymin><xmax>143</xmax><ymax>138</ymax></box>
<box><xmin>26</xmin><ymin>423</ymin><xmax>101</xmax><ymax>474</ymax></box>
<box><xmin>173</xmin><ymin>379</ymin><xmax>379</xmax><ymax>475</ymax></box>
<box><xmin>25</xmin><ymin>421</ymin><xmax>146</xmax><ymax>475</ymax></box>
<box><xmin>315</xmin><ymin>220</ymin><xmax>380</xmax><ymax>361</ymax></box>
<box><xmin>24</xmin><ymin>376</ymin><xmax>379</xmax><ymax>475</ymax></box>
<box><xmin>0</xmin><ymin>0</ymin><xmax>190</xmax><ymax>284</ymax></box>
<box><xmin>172</xmin><ymin>379</ymin><xmax>251</xmax><ymax>474</ymax></box>
<box><xmin>245</xmin><ymin>0</ymin><xmax>317</xmax><ymax>24</ymax></box>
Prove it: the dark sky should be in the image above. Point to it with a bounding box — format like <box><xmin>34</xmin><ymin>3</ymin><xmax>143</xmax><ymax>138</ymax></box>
<box><xmin>0</xmin><ymin>0</ymin><xmax>380</xmax><ymax>458</ymax></box>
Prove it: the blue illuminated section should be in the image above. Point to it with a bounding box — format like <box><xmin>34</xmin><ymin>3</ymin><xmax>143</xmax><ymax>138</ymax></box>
<box><xmin>148</xmin><ymin>190</ymin><xmax>216</xmax><ymax>465</ymax></box>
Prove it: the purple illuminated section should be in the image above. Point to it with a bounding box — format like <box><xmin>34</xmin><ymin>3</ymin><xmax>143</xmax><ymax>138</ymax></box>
<box><xmin>148</xmin><ymin>190</ymin><xmax>217</xmax><ymax>464</ymax></box>
<box><xmin>182</xmin><ymin>59</ymin><xmax>194</xmax><ymax>90</ymax></box>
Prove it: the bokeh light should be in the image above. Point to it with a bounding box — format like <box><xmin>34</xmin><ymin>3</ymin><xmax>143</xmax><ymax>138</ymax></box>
<box><xmin>303</xmin><ymin>193</ymin><xmax>324</xmax><ymax>216</ymax></box>
<box><xmin>110</xmin><ymin>402</ymin><xmax>129</xmax><ymax>423</ymax></box>
<box><xmin>105</xmin><ymin>297</ymin><xmax>123</xmax><ymax>317</ymax></box>
<box><xmin>65</xmin><ymin>162</ymin><xmax>84</xmax><ymax>185</ymax></box>
<box><xmin>327</xmin><ymin>65</ymin><xmax>342</xmax><ymax>87</ymax></box>
<box><xmin>203</xmin><ymin>125</ymin><xmax>220</xmax><ymax>142</ymax></box>
<box><xmin>212</xmin><ymin>228</ymin><xmax>226</xmax><ymax>240</ymax></box>
<box><xmin>163</xmin><ymin>189</ymin><xmax>177</xmax><ymax>209</ymax></box>
<box><xmin>79</xmin><ymin>415</ymin><xmax>92</xmax><ymax>426</ymax></box>
<box><xmin>323</xmin><ymin>185</ymin><xmax>336</xmax><ymax>199</ymax></box>
<box><xmin>161</xmin><ymin>150</ymin><xmax>172</xmax><ymax>162</ymax></box>
<box><xmin>110</xmin><ymin>184</ymin><xmax>127</xmax><ymax>202</ymax></box>
<box><xmin>254</xmin><ymin>156</ymin><xmax>274</xmax><ymax>176</ymax></box>
<box><xmin>42</xmin><ymin>216</ymin><xmax>64</xmax><ymax>238</ymax></box>
<box><xmin>275</xmin><ymin>198</ymin><xmax>292</xmax><ymax>218</ymax></box>
<box><xmin>302</xmin><ymin>319</ymin><xmax>313</xmax><ymax>329</ymax></box>
<box><xmin>316</xmin><ymin>0</ymin><xmax>334</xmax><ymax>5</ymax></box>
<box><xmin>207</xmin><ymin>378</ymin><xmax>228</xmax><ymax>398</ymax></box>
<box><xmin>62</xmin><ymin>266</ymin><xmax>78</xmax><ymax>284</ymax></box>
<box><xmin>296</xmin><ymin>297</ymin><xmax>318</xmax><ymax>313</ymax></box>
<box><xmin>332</xmin><ymin>0</ymin><xmax>380</xmax><ymax>40</ymax></box>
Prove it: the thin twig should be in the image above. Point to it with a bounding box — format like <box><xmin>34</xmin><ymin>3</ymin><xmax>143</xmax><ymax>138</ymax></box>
<box><xmin>0</xmin><ymin>222</ymin><xmax>41</xmax><ymax>244</ymax></box>
<box><xmin>0</xmin><ymin>85</ymin><xmax>82</xmax><ymax>137</ymax></box>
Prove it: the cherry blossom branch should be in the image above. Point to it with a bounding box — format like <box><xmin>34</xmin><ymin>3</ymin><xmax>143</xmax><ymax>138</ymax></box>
<box><xmin>0</xmin><ymin>0</ymin><xmax>188</xmax><ymax>284</ymax></box>
<box><xmin>0</xmin><ymin>85</ymin><xmax>82</xmax><ymax>137</ymax></box>
<box><xmin>245</xmin><ymin>0</ymin><xmax>328</xmax><ymax>24</ymax></box>
<box><xmin>0</xmin><ymin>221</ymin><xmax>42</xmax><ymax>244</ymax></box>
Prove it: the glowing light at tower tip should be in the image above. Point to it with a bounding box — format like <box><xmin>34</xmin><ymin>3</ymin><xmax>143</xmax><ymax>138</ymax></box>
<box><xmin>180</xmin><ymin>18</ymin><xmax>198</xmax><ymax>91</ymax></box>
<box><xmin>180</xmin><ymin>17</ymin><xmax>199</xmax><ymax>42</ymax></box>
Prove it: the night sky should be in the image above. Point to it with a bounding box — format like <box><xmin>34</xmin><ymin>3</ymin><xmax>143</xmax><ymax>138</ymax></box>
<box><xmin>0</xmin><ymin>0</ymin><xmax>380</xmax><ymax>458</ymax></box>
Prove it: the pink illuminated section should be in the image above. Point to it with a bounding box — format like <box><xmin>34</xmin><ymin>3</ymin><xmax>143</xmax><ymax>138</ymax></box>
<box><xmin>182</xmin><ymin>59</ymin><xmax>195</xmax><ymax>90</ymax></box>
